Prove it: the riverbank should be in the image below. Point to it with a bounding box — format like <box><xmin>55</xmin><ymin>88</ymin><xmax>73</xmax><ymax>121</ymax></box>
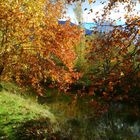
<box><xmin>0</xmin><ymin>87</ymin><xmax>56</xmax><ymax>139</ymax></box>
<box><xmin>0</xmin><ymin>82</ymin><xmax>140</xmax><ymax>140</ymax></box>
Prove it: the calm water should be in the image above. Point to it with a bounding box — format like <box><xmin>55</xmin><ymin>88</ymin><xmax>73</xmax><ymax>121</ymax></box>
<box><xmin>39</xmin><ymin>95</ymin><xmax>140</xmax><ymax>140</ymax></box>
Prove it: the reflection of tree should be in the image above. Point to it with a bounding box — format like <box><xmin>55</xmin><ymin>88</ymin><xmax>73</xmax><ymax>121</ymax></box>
<box><xmin>58</xmin><ymin>102</ymin><xmax>140</xmax><ymax>140</ymax></box>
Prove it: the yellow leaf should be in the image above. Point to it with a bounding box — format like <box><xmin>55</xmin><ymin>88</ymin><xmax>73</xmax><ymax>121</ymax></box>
<box><xmin>111</xmin><ymin>58</ymin><xmax>117</xmax><ymax>63</ymax></box>
<box><xmin>120</xmin><ymin>72</ymin><xmax>124</xmax><ymax>76</ymax></box>
<box><xmin>88</xmin><ymin>0</ymin><xmax>92</xmax><ymax>4</ymax></box>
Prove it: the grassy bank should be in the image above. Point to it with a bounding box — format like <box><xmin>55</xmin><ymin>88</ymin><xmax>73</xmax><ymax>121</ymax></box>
<box><xmin>0</xmin><ymin>86</ymin><xmax>56</xmax><ymax>139</ymax></box>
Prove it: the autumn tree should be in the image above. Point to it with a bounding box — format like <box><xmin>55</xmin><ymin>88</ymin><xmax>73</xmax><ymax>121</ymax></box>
<box><xmin>0</xmin><ymin>0</ymin><xmax>81</xmax><ymax>95</ymax></box>
<box><xmin>85</xmin><ymin>5</ymin><xmax>140</xmax><ymax>101</ymax></box>
<box><xmin>65</xmin><ymin>0</ymin><xmax>140</xmax><ymax>101</ymax></box>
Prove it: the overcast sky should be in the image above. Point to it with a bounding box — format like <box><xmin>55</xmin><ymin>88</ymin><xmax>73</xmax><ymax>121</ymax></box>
<box><xmin>63</xmin><ymin>0</ymin><xmax>140</xmax><ymax>25</ymax></box>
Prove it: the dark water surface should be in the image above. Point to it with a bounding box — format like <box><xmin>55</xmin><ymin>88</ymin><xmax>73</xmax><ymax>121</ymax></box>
<box><xmin>38</xmin><ymin>95</ymin><xmax>140</xmax><ymax>140</ymax></box>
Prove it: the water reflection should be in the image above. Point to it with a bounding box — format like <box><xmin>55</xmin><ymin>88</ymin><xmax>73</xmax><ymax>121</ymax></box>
<box><xmin>57</xmin><ymin>102</ymin><xmax>140</xmax><ymax>140</ymax></box>
<box><xmin>38</xmin><ymin>94</ymin><xmax>140</xmax><ymax>140</ymax></box>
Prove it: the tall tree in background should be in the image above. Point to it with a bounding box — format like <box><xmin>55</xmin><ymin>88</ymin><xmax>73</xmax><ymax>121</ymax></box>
<box><xmin>73</xmin><ymin>1</ymin><xmax>83</xmax><ymax>25</ymax></box>
<box><xmin>73</xmin><ymin>1</ymin><xmax>86</xmax><ymax>71</ymax></box>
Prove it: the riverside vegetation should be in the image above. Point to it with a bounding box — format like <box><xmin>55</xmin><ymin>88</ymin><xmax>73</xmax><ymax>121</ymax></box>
<box><xmin>0</xmin><ymin>0</ymin><xmax>140</xmax><ymax>139</ymax></box>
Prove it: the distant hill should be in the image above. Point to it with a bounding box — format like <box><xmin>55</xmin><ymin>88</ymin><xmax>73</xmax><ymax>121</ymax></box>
<box><xmin>58</xmin><ymin>20</ymin><xmax>75</xmax><ymax>26</ymax></box>
<box><xmin>58</xmin><ymin>20</ymin><xmax>93</xmax><ymax>35</ymax></box>
<box><xmin>58</xmin><ymin>20</ymin><xmax>117</xmax><ymax>35</ymax></box>
<box><xmin>82</xmin><ymin>22</ymin><xmax>115</xmax><ymax>33</ymax></box>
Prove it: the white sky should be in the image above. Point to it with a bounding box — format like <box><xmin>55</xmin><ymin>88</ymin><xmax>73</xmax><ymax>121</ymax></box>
<box><xmin>63</xmin><ymin>0</ymin><xmax>140</xmax><ymax>24</ymax></box>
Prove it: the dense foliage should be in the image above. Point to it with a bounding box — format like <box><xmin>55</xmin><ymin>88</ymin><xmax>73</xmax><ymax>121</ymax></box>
<box><xmin>0</xmin><ymin>0</ymin><xmax>81</xmax><ymax>95</ymax></box>
<box><xmin>0</xmin><ymin>1</ymin><xmax>140</xmax><ymax>139</ymax></box>
<box><xmin>0</xmin><ymin>0</ymin><xmax>140</xmax><ymax>101</ymax></box>
<box><xmin>85</xmin><ymin>18</ymin><xmax>140</xmax><ymax>101</ymax></box>
<box><xmin>67</xmin><ymin>0</ymin><xmax>140</xmax><ymax>102</ymax></box>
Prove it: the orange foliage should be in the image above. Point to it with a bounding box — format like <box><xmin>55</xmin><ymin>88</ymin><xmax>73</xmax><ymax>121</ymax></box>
<box><xmin>86</xmin><ymin>16</ymin><xmax>140</xmax><ymax>101</ymax></box>
<box><xmin>0</xmin><ymin>0</ymin><xmax>81</xmax><ymax>95</ymax></box>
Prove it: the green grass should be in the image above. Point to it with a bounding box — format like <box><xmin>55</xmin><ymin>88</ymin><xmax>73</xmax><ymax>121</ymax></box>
<box><xmin>0</xmin><ymin>85</ymin><xmax>56</xmax><ymax>139</ymax></box>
